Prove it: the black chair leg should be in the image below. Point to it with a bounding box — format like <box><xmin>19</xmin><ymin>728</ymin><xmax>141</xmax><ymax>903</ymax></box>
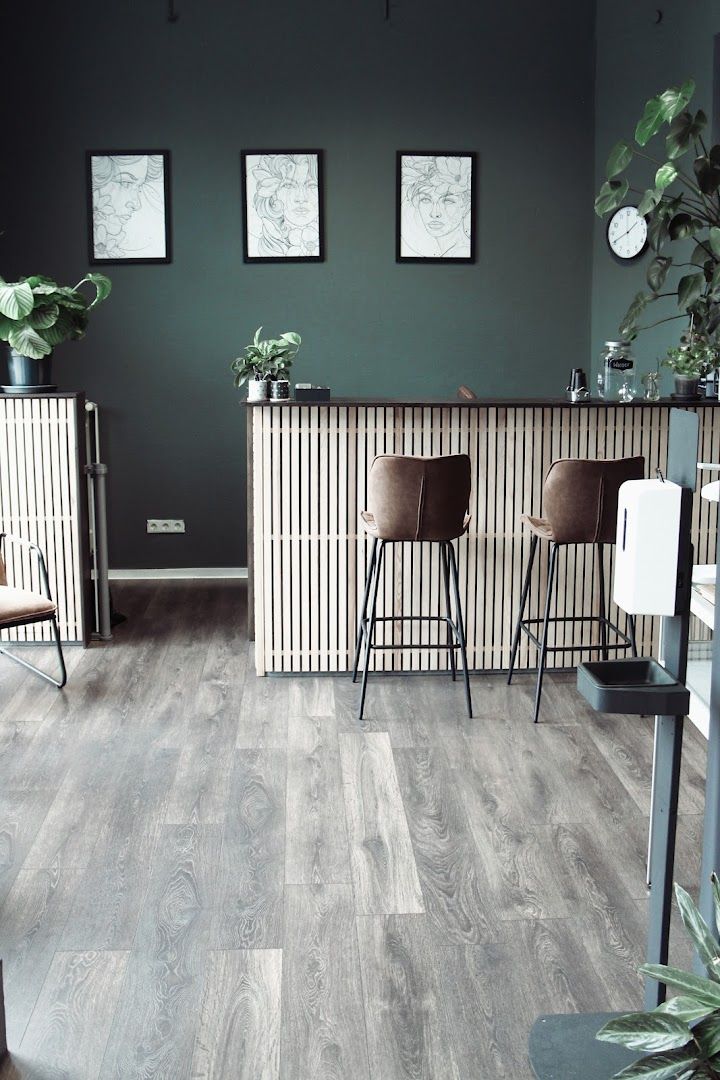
<box><xmin>629</xmin><ymin>614</ymin><xmax>638</xmax><ymax>657</ymax></box>
<box><xmin>440</xmin><ymin>542</ymin><xmax>457</xmax><ymax>681</ymax></box>
<box><xmin>533</xmin><ymin>542</ymin><xmax>558</xmax><ymax>724</ymax></box>
<box><xmin>597</xmin><ymin>542</ymin><xmax>609</xmax><ymax>662</ymax></box>
<box><xmin>0</xmin><ymin>614</ymin><xmax>67</xmax><ymax>689</ymax></box>
<box><xmin>352</xmin><ymin>536</ymin><xmax>378</xmax><ymax>683</ymax></box>
<box><xmin>358</xmin><ymin>540</ymin><xmax>385</xmax><ymax>721</ymax></box>
<box><xmin>448</xmin><ymin>542</ymin><xmax>472</xmax><ymax>718</ymax></box>
<box><xmin>508</xmin><ymin>534</ymin><xmax>538</xmax><ymax>685</ymax></box>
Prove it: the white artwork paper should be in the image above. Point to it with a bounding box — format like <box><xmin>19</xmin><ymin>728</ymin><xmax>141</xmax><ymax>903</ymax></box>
<box><xmin>399</xmin><ymin>154</ymin><xmax>473</xmax><ymax>259</ymax></box>
<box><xmin>244</xmin><ymin>153</ymin><xmax>321</xmax><ymax>259</ymax></box>
<box><xmin>90</xmin><ymin>153</ymin><xmax>168</xmax><ymax>261</ymax></box>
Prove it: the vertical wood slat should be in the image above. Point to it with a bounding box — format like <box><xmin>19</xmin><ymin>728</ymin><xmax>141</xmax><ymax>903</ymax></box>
<box><xmin>0</xmin><ymin>395</ymin><xmax>85</xmax><ymax>644</ymax></box>
<box><xmin>250</xmin><ymin>403</ymin><xmax>719</xmax><ymax>675</ymax></box>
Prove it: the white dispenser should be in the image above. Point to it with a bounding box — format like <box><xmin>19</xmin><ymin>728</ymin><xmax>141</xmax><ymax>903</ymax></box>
<box><xmin>613</xmin><ymin>478</ymin><xmax>683</xmax><ymax>616</ymax></box>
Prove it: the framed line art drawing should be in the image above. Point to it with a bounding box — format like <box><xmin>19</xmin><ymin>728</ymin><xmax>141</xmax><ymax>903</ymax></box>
<box><xmin>86</xmin><ymin>150</ymin><xmax>172</xmax><ymax>264</ymax></box>
<box><xmin>396</xmin><ymin>152</ymin><xmax>476</xmax><ymax>262</ymax></box>
<box><xmin>241</xmin><ymin>150</ymin><xmax>324</xmax><ymax>262</ymax></box>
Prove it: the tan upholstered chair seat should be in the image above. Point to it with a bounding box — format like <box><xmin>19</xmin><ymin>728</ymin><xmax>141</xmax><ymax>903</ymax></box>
<box><xmin>361</xmin><ymin>509</ymin><xmax>471</xmax><ymax>537</ymax></box>
<box><xmin>521</xmin><ymin>514</ymin><xmax>555</xmax><ymax>541</ymax></box>
<box><xmin>0</xmin><ymin>586</ymin><xmax>56</xmax><ymax>627</ymax></box>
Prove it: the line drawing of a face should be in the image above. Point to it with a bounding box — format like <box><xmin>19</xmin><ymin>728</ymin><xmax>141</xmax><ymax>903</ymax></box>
<box><xmin>247</xmin><ymin>153</ymin><xmax>321</xmax><ymax>258</ymax></box>
<box><xmin>401</xmin><ymin>155</ymin><xmax>473</xmax><ymax>258</ymax></box>
<box><xmin>91</xmin><ymin>154</ymin><xmax>165</xmax><ymax>259</ymax></box>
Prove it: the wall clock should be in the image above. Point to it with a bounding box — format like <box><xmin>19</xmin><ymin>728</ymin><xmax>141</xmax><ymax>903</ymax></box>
<box><xmin>607</xmin><ymin>205</ymin><xmax>648</xmax><ymax>261</ymax></box>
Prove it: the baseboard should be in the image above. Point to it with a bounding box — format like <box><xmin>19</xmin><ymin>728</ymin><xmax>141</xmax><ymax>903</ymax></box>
<box><xmin>109</xmin><ymin>567</ymin><xmax>248</xmax><ymax>580</ymax></box>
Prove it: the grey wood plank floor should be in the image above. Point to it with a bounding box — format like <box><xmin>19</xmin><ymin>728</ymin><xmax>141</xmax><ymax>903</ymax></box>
<box><xmin>0</xmin><ymin>582</ymin><xmax>708</xmax><ymax>1079</ymax></box>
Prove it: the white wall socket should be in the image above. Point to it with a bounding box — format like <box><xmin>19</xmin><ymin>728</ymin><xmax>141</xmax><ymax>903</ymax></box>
<box><xmin>147</xmin><ymin>519</ymin><xmax>186</xmax><ymax>534</ymax></box>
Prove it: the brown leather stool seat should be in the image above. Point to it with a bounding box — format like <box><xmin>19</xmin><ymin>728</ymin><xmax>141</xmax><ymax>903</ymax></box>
<box><xmin>508</xmin><ymin>455</ymin><xmax>644</xmax><ymax>722</ymax></box>
<box><xmin>353</xmin><ymin>454</ymin><xmax>473</xmax><ymax>719</ymax></box>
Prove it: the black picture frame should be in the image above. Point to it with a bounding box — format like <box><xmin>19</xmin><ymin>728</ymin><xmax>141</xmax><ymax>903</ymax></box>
<box><xmin>86</xmin><ymin>149</ymin><xmax>172</xmax><ymax>265</ymax></box>
<box><xmin>241</xmin><ymin>150</ymin><xmax>325</xmax><ymax>263</ymax></box>
<box><xmin>396</xmin><ymin>151</ymin><xmax>476</xmax><ymax>263</ymax></box>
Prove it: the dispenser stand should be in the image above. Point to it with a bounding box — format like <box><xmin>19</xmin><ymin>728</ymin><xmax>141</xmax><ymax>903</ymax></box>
<box><xmin>528</xmin><ymin>408</ymin><xmax>700</xmax><ymax>1076</ymax></box>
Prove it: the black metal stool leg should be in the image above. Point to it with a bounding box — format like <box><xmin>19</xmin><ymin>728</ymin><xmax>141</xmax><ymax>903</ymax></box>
<box><xmin>533</xmin><ymin>542</ymin><xmax>558</xmax><ymax>724</ymax></box>
<box><xmin>352</xmin><ymin>537</ymin><xmax>378</xmax><ymax>683</ymax></box>
<box><xmin>440</xmin><ymin>542</ymin><xmax>457</xmax><ymax>681</ymax></box>
<box><xmin>358</xmin><ymin>540</ymin><xmax>385</xmax><ymax>721</ymax></box>
<box><xmin>597</xmin><ymin>542</ymin><xmax>609</xmax><ymax>662</ymax></box>
<box><xmin>629</xmin><ymin>614</ymin><xmax>638</xmax><ymax>657</ymax></box>
<box><xmin>448</xmin><ymin>542</ymin><xmax>472</xmax><ymax>718</ymax></box>
<box><xmin>508</xmin><ymin>533</ymin><xmax>538</xmax><ymax>685</ymax></box>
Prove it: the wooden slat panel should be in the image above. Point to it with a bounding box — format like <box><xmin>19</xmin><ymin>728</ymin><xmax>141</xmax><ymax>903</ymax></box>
<box><xmin>251</xmin><ymin>403</ymin><xmax>719</xmax><ymax>674</ymax></box>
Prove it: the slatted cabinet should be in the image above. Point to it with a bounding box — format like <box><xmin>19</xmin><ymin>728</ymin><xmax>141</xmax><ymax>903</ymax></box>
<box><xmin>0</xmin><ymin>393</ymin><xmax>90</xmax><ymax>644</ymax></box>
<box><xmin>248</xmin><ymin>401</ymin><xmax>720</xmax><ymax>676</ymax></box>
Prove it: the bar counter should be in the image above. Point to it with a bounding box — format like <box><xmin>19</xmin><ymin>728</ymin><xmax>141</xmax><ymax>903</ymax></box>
<box><xmin>246</xmin><ymin>397</ymin><xmax>720</xmax><ymax>676</ymax></box>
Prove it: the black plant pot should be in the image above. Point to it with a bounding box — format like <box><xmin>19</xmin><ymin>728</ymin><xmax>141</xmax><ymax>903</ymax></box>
<box><xmin>7</xmin><ymin>348</ymin><xmax>54</xmax><ymax>390</ymax></box>
<box><xmin>673</xmin><ymin>374</ymin><xmax>700</xmax><ymax>400</ymax></box>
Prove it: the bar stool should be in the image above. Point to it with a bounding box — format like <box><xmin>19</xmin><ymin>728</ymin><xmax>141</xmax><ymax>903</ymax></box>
<box><xmin>352</xmin><ymin>454</ymin><xmax>473</xmax><ymax>720</ymax></box>
<box><xmin>507</xmin><ymin>455</ymin><xmax>644</xmax><ymax>723</ymax></box>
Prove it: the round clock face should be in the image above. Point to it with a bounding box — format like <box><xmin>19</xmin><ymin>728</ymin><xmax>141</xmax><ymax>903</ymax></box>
<box><xmin>607</xmin><ymin>205</ymin><xmax>648</xmax><ymax>260</ymax></box>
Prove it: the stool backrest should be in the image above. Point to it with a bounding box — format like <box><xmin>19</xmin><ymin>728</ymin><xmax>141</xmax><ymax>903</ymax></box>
<box><xmin>543</xmin><ymin>456</ymin><xmax>645</xmax><ymax>544</ymax></box>
<box><xmin>367</xmin><ymin>454</ymin><xmax>472</xmax><ymax>541</ymax></box>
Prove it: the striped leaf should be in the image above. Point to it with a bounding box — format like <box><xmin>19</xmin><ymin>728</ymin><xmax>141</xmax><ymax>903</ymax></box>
<box><xmin>0</xmin><ymin>280</ymin><xmax>34</xmax><ymax>320</ymax></box>
<box><xmin>7</xmin><ymin>324</ymin><xmax>53</xmax><ymax>359</ymax></box>
<box><xmin>597</xmin><ymin>1012</ymin><xmax>691</xmax><ymax>1053</ymax></box>
<box><xmin>640</xmin><ymin>964</ymin><xmax>720</xmax><ymax>1008</ymax></box>
<box><xmin>674</xmin><ymin>883</ymin><xmax>720</xmax><ymax>981</ymax></box>
<box><xmin>611</xmin><ymin>1047</ymin><xmax>699</xmax><ymax>1079</ymax></box>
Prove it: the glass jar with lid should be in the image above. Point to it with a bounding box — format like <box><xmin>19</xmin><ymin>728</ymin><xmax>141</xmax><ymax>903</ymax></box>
<box><xmin>598</xmin><ymin>341</ymin><xmax>636</xmax><ymax>402</ymax></box>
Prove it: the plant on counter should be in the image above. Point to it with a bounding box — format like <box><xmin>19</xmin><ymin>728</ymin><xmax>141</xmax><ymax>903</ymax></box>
<box><xmin>230</xmin><ymin>326</ymin><xmax>302</xmax><ymax>387</ymax></box>
<box><xmin>596</xmin><ymin>876</ymin><xmax>720</xmax><ymax>1079</ymax></box>
<box><xmin>663</xmin><ymin>332</ymin><xmax>720</xmax><ymax>379</ymax></box>
<box><xmin>595</xmin><ymin>79</ymin><xmax>720</xmax><ymax>355</ymax></box>
<box><xmin>0</xmin><ymin>273</ymin><xmax>112</xmax><ymax>358</ymax></box>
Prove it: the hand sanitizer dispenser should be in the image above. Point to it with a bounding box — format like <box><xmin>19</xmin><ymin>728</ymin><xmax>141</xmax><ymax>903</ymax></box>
<box><xmin>613</xmin><ymin>478</ymin><xmax>683</xmax><ymax>616</ymax></box>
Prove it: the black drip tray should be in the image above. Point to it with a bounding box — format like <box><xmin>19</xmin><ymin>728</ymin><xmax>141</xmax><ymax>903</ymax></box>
<box><xmin>577</xmin><ymin>657</ymin><xmax>690</xmax><ymax>716</ymax></box>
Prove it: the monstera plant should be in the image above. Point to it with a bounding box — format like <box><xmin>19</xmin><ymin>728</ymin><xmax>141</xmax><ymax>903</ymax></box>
<box><xmin>0</xmin><ymin>273</ymin><xmax>112</xmax><ymax>358</ymax></box>
<box><xmin>595</xmin><ymin>79</ymin><xmax>720</xmax><ymax>352</ymax></box>
<box><xmin>597</xmin><ymin>877</ymin><xmax>720</xmax><ymax>1079</ymax></box>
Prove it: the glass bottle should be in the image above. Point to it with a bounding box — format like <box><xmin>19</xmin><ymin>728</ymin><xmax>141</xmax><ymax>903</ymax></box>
<box><xmin>598</xmin><ymin>341</ymin><xmax>636</xmax><ymax>402</ymax></box>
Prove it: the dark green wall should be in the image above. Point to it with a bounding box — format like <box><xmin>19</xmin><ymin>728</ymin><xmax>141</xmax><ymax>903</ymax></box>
<box><xmin>2</xmin><ymin>0</ymin><xmax>595</xmax><ymax>568</ymax></box>
<box><xmin>592</xmin><ymin>1</ymin><xmax>720</xmax><ymax>389</ymax></box>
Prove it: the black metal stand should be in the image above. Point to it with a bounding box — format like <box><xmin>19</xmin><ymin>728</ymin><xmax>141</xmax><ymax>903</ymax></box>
<box><xmin>529</xmin><ymin>408</ymin><xmax>699</xmax><ymax>1076</ymax></box>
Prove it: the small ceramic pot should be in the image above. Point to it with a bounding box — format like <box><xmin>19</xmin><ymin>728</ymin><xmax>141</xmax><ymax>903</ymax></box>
<box><xmin>247</xmin><ymin>379</ymin><xmax>270</xmax><ymax>402</ymax></box>
<box><xmin>270</xmin><ymin>379</ymin><xmax>290</xmax><ymax>401</ymax></box>
<box><xmin>674</xmin><ymin>374</ymin><xmax>700</xmax><ymax>400</ymax></box>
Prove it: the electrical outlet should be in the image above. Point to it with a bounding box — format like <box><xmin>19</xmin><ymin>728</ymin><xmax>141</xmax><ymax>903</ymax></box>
<box><xmin>147</xmin><ymin>519</ymin><xmax>186</xmax><ymax>534</ymax></box>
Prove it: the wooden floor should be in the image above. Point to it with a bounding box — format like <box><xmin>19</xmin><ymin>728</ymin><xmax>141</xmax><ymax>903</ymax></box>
<box><xmin>0</xmin><ymin>581</ymin><xmax>706</xmax><ymax>1079</ymax></box>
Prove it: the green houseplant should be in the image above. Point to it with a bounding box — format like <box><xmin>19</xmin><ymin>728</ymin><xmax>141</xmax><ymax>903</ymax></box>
<box><xmin>0</xmin><ymin>273</ymin><xmax>112</xmax><ymax>389</ymax></box>
<box><xmin>231</xmin><ymin>326</ymin><xmax>301</xmax><ymax>401</ymax></box>
<box><xmin>595</xmin><ymin>79</ymin><xmax>720</xmax><ymax>378</ymax></box>
<box><xmin>663</xmin><ymin>326</ymin><xmax>720</xmax><ymax>399</ymax></box>
<box><xmin>597</xmin><ymin>876</ymin><xmax>720</xmax><ymax>1078</ymax></box>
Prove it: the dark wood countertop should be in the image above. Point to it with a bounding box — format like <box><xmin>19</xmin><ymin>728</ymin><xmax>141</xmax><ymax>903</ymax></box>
<box><xmin>243</xmin><ymin>396</ymin><xmax>720</xmax><ymax>408</ymax></box>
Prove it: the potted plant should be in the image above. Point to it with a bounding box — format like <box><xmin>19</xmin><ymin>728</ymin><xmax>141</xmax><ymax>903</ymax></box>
<box><xmin>663</xmin><ymin>327</ymin><xmax>720</xmax><ymax>400</ymax></box>
<box><xmin>595</xmin><ymin>79</ymin><xmax>720</xmax><ymax>371</ymax></box>
<box><xmin>230</xmin><ymin>326</ymin><xmax>302</xmax><ymax>401</ymax></box>
<box><xmin>0</xmin><ymin>273</ymin><xmax>112</xmax><ymax>391</ymax></box>
<box><xmin>597</xmin><ymin>876</ymin><xmax>720</xmax><ymax>1078</ymax></box>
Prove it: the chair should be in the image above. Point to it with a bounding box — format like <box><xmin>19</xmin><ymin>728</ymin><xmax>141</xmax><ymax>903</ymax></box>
<box><xmin>352</xmin><ymin>454</ymin><xmax>473</xmax><ymax>720</ymax></box>
<box><xmin>0</xmin><ymin>533</ymin><xmax>67</xmax><ymax>688</ymax></box>
<box><xmin>507</xmin><ymin>456</ymin><xmax>644</xmax><ymax>722</ymax></box>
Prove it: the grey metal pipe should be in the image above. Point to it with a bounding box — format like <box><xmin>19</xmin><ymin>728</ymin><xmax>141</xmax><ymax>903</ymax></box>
<box><xmin>90</xmin><ymin>463</ymin><xmax>112</xmax><ymax>641</ymax></box>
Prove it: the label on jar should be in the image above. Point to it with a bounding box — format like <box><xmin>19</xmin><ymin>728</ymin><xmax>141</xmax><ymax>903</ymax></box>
<box><xmin>606</xmin><ymin>357</ymin><xmax>633</xmax><ymax>371</ymax></box>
